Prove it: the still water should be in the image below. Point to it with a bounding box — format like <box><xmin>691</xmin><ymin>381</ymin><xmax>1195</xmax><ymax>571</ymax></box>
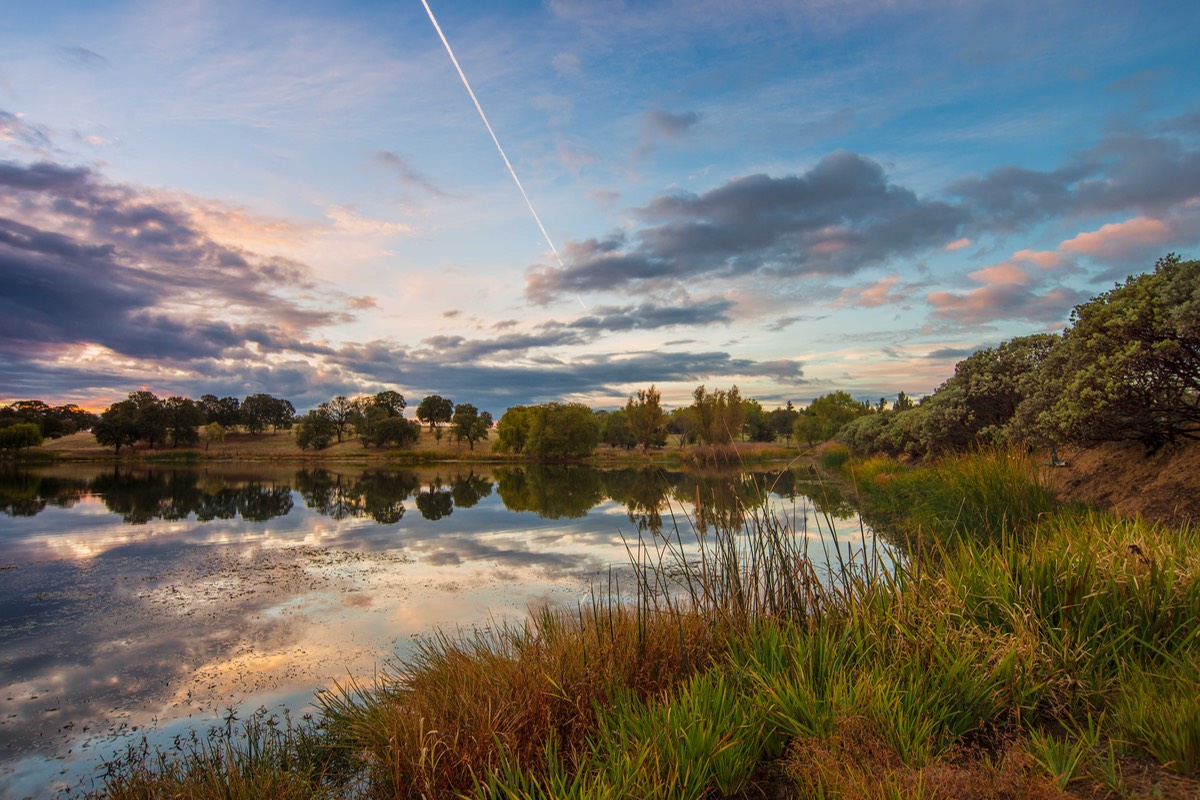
<box><xmin>0</xmin><ymin>463</ymin><xmax>879</xmax><ymax>798</ymax></box>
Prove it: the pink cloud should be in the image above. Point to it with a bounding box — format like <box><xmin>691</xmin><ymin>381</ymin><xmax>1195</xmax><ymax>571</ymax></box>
<box><xmin>928</xmin><ymin>284</ymin><xmax>1083</xmax><ymax>325</ymax></box>
<box><xmin>968</xmin><ymin>262</ymin><xmax>1029</xmax><ymax>284</ymax></box>
<box><xmin>1059</xmin><ymin>216</ymin><xmax>1174</xmax><ymax>262</ymax></box>
<box><xmin>943</xmin><ymin>237</ymin><xmax>972</xmax><ymax>251</ymax></box>
<box><xmin>834</xmin><ymin>275</ymin><xmax>908</xmax><ymax>307</ymax></box>
<box><xmin>1009</xmin><ymin>249</ymin><xmax>1068</xmax><ymax>270</ymax></box>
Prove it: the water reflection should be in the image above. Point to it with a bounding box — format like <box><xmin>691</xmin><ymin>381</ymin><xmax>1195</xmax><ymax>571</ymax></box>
<box><xmin>1</xmin><ymin>465</ymin><xmax>853</xmax><ymax>530</ymax></box>
<box><xmin>0</xmin><ymin>462</ymin><xmax>879</xmax><ymax>799</ymax></box>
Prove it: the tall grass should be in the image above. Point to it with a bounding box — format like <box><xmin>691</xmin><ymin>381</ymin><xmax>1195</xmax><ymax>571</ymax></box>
<box><xmin>92</xmin><ymin>451</ymin><xmax>1200</xmax><ymax>799</ymax></box>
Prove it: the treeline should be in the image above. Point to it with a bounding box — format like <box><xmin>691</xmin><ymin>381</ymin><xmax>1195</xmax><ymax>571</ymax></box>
<box><xmin>0</xmin><ymin>400</ymin><xmax>98</xmax><ymax>453</ymax></box>
<box><xmin>838</xmin><ymin>254</ymin><xmax>1200</xmax><ymax>456</ymax></box>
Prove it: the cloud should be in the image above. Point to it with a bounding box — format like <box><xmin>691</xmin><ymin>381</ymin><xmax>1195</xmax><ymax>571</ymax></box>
<box><xmin>949</xmin><ymin>130</ymin><xmax>1200</xmax><ymax>230</ymax></box>
<box><xmin>636</xmin><ymin>109</ymin><xmax>702</xmax><ymax>158</ymax></box>
<box><xmin>57</xmin><ymin>45</ymin><xmax>108</xmax><ymax>69</ymax></box>
<box><xmin>834</xmin><ymin>275</ymin><xmax>914</xmax><ymax>308</ymax></box>
<box><xmin>928</xmin><ymin>282</ymin><xmax>1086</xmax><ymax>326</ymax></box>
<box><xmin>369</xmin><ymin>150</ymin><xmax>448</xmax><ymax>197</ymax></box>
<box><xmin>559</xmin><ymin>299</ymin><xmax>734</xmax><ymax>332</ymax></box>
<box><xmin>528</xmin><ymin>150</ymin><xmax>967</xmax><ymax>301</ymax></box>
<box><xmin>1058</xmin><ymin>214</ymin><xmax>1185</xmax><ymax>264</ymax></box>
<box><xmin>0</xmin><ymin>110</ymin><xmax>54</xmax><ymax>153</ymax></box>
<box><xmin>0</xmin><ymin>159</ymin><xmax>347</xmax><ymax>373</ymax></box>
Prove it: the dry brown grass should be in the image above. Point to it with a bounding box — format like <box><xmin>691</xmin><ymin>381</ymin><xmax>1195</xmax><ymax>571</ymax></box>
<box><xmin>786</xmin><ymin>718</ymin><xmax>1070</xmax><ymax>800</ymax></box>
<box><xmin>318</xmin><ymin>602</ymin><xmax>733</xmax><ymax>798</ymax></box>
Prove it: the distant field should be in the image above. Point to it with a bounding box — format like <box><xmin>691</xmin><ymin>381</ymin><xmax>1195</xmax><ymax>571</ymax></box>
<box><xmin>35</xmin><ymin>427</ymin><xmax>797</xmax><ymax>463</ymax></box>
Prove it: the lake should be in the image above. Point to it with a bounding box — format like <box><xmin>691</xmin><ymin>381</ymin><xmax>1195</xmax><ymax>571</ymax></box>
<box><xmin>0</xmin><ymin>462</ymin><xmax>882</xmax><ymax>798</ymax></box>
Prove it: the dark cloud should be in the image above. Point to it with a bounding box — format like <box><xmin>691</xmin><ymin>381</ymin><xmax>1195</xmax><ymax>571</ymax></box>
<box><xmin>528</xmin><ymin>151</ymin><xmax>967</xmax><ymax>301</ymax></box>
<box><xmin>949</xmin><ymin>130</ymin><xmax>1200</xmax><ymax>229</ymax></box>
<box><xmin>765</xmin><ymin>314</ymin><xmax>827</xmax><ymax>332</ymax></box>
<box><xmin>369</xmin><ymin>150</ymin><xmax>448</xmax><ymax>197</ymax></box>
<box><xmin>333</xmin><ymin>341</ymin><xmax>804</xmax><ymax>413</ymax></box>
<box><xmin>560</xmin><ymin>299</ymin><xmax>733</xmax><ymax>331</ymax></box>
<box><xmin>417</xmin><ymin>330</ymin><xmax>589</xmax><ymax>361</ymax></box>
<box><xmin>0</xmin><ymin>159</ymin><xmax>345</xmax><ymax>371</ymax></box>
<box><xmin>925</xmin><ymin>346</ymin><xmax>978</xmax><ymax>359</ymax></box>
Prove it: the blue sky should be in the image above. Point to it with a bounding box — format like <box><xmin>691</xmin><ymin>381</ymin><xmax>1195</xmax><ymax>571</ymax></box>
<box><xmin>2</xmin><ymin>0</ymin><xmax>1198</xmax><ymax>414</ymax></box>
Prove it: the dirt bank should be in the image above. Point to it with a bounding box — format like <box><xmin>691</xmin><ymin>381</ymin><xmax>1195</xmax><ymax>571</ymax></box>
<box><xmin>1052</xmin><ymin>439</ymin><xmax>1200</xmax><ymax>526</ymax></box>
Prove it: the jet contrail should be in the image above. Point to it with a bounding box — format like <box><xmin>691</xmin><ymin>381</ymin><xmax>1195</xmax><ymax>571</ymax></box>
<box><xmin>420</xmin><ymin>0</ymin><xmax>570</xmax><ymax>277</ymax></box>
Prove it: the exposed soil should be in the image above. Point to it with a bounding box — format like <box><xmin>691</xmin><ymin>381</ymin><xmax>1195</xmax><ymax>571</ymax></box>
<box><xmin>1051</xmin><ymin>439</ymin><xmax>1200</xmax><ymax>526</ymax></box>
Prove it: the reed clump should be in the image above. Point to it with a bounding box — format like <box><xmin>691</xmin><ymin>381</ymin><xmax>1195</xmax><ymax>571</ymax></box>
<box><xmin>93</xmin><ymin>449</ymin><xmax>1200</xmax><ymax>799</ymax></box>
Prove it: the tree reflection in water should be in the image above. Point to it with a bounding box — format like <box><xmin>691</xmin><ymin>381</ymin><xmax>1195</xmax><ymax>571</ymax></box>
<box><xmin>2</xmin><ymin>463</ymin><xmax>858</xmax><ymax>530</ymax></box>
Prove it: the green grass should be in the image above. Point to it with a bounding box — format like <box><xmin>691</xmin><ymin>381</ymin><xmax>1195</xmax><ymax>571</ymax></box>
<box><xmin>91</xmin><ymin>448</ymin><xmax>1200</xmax><ymax>800</ymax></box>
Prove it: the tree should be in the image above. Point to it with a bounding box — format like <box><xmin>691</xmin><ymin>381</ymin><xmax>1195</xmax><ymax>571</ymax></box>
<box><xmin>690</xmin><ymin>385</ymin><xmax>746</xmax><ymax>445</ymax></box>
<box><xmin>322</xmin><ymin>396</ymin><xmax>354</xmax><ymax>444</ymax></box>
<box><xmin>766</xmin><ymin>403</ymin><xmax>799</xmax><ymax>445</ymax></box>
<box><xmin>199</xmin><ymin>394</ymin><xmax>242</xmax><ymax>427</ymax></box>
<box><xmin>893</xmin><ymin>391</ymin><xmax>915</xmax><ymax>412</ymax></box>
<box><xmin>200</xmin><ymin>422</ymin><xmax>225</xmax><ymax>451</ymax></box>
<box><xmin>919</xmin><ymin>334</ymin><xmax>1058</xmax><ymax>452</ymax></box>
<box><xmin>242</xmin><ymin>393</ymin><xmax>292</xmax><ymax>434</ymax></box>
<box><xmin>369</xmin><ymin>416</ymin><xmax>421</xmax><ymax>448</ymax></box>
<box><xmin>0</xmin><ymin>422</ymin><xmax>42</xmax><ymax>453</ymax></box>
<box><xmin>295</xmin><ymin>408</ymin><xmax>336</xmax><ymax>450</ymax></box>
<box><xmin>451</xmin><ymin>403</ymin><xmax>492</xmax><ymax>450</ymax></box>
<box><xmin>793</xmin><ymin>391</ymin><xmax>871</xmax><ymax>445</ymax></box>
<box><xmin>127</xmin><ymin>391</ymin><xmax>168</xmax><ymax>449</ymax></box>
<box><xmin>164</xmin><ymin>396</ymin><xmax>204</xmax><ymax>447</ymax></box>
<box><xmin>600</xmin><ymin>409</ymin><xmax>636</xmax><ymax>450</ymax></box>
<box><xmin>495</xmin><ymin>406</ymin><xmax>533</xmax><ymax>454</ymax></box>
<box><xmin>1017</xmin><ymin>254</ymin><xmax>1200</xmax><ymax>450</ymax></box>
<box><xmin>525</xmin><ymin>403</ymin><xmax>602</xmax><ymax>458</ymax></box>
<box><xmin>93</xmin><ymin>399</ymin><xmax>140</xmax><ymax>453</ymax></box>
<box><xmin>741</xmin><ymin>398</ymin><xmax>774</xmax><ymax>442</ymax></box>
<box><xmin>666</xmin><ymin>407</ymin><xmax>698</xmax><ymax>446</ymax></box>
<box><xmin>416</xmin><ymin>395</ymin><xmax>454</xmax><ymax>433</ymax></box>
<box><xmin>373</xmin><ymin>390</ymin><xmax>407</xmax><ymax>417</ymax></box>
<box><xmin>625</xmin><ymin>385</ymin><xmax>667</xmax><ymax>451</ymax></box>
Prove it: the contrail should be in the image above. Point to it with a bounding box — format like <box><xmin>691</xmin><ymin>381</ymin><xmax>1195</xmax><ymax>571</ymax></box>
<box><xmin>420</xmin><ymin>0</ymin><xmax>572</xmax><ymax>279</ymax></box>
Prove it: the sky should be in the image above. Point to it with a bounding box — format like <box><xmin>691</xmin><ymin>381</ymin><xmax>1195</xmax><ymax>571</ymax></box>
<box><xmin>2</xmin><ymin>0</ymin><xmax>1199</xmax><ymax>415</ymax></box>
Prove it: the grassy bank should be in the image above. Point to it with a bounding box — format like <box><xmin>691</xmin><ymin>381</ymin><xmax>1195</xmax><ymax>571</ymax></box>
<box><xmin>94</xmin><ymin>449</ymin><xmax>1200</xmax><ymax>799</ymax></box>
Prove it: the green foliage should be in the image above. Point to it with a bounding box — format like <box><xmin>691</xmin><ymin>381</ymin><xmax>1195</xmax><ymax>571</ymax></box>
<box><xmin>295</xmin><ymin>409</ymin><xmax>336</xmax><ymax>450</ymax></box>
<box><xmin>241</xmin><ymin>393</ymin><xmax>295</xmax><ymax>433</ymax></box>
<box><xmin>368</xmin><ymin>417</ymin><xmax>421</xmax><ymax>448</ymax></box>
<box><xmin>794</xmin><ymin>391</ymin><xmax>871</xmax><ymax>446</ymax></box>
<box><xmin>1019</xmin><ymin>254</ymin><xmax>1200</xmax><ymax>450</ymax></box>
<box><xmin>600</xmin><ymin>408</ymin><xmax>636</xmax><ymax>450</ymax></box>
<box><xmin>0</xmin><ymin>422</ymin><xmax>43</xmax><ymax>452</ymax></box>
<box><xmin>93</xmin><ymin>399</ymin><xmax>140</xmax><ymax>453</ymax></box>
<box><xmin>666</xmin><ymin>406</ymin><xmax>698</xmax><ymax>446</ymax></box>
<box><xmin>415</xmin><ymin>394</ymin><xmax>454</xmax><ymax>432</ymax></box>
<box><xmin>495</xmin><ymin>405</ymin><xmax>533</xmax><ymax>454</ymax></box>
<box><xmin>198</xmin><ymin>394</ymin><xmax>241</xmax><ymax>427</ymax></box>
<box><xmin>690</xmin><ymin>385</ymin><xmax>745</xmax><ymax>445</ymax></box>
<box><xmin>765</xmin><ymin>402</ymin><xmax>799</xmax><ymax>444</ymax></box>
<box><xmin>0</xmin><ymin>400</ymin><xmax>97</xmax><ymax>437</ymax></box>
<box><xmin>451</xmin><ymin>403</ymin><xmax>493</xmax><ymax>451</ymax></box>
<box><xmin>165</xmin><ymin>396</ymin><xmax>204</xmax><ymax>447</ymax></box>
<box><xmin>740</xmin><ymin>398</ymin><xmax>774</xmax><ymax>442</ymax></box>
<box><xmin>524</xmin><ymin>403</ymin><xmax>601</xmax><ymax>459</ymax></box>
<box><xmin>625</xmin><ymin>386</ymin><xmax>668</xmax><ymax>451</ymax></box>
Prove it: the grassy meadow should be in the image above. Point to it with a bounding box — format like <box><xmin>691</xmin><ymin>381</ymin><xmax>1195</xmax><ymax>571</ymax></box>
<box><xmin>34</xmin><ymin>426</ymin><xmax>796</xmax><ymax>466</ymax></box>
<box><xmin>92</xmin><ymin>448</ymin><xmax>1200</xmax><ymax>799</ymax></box>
